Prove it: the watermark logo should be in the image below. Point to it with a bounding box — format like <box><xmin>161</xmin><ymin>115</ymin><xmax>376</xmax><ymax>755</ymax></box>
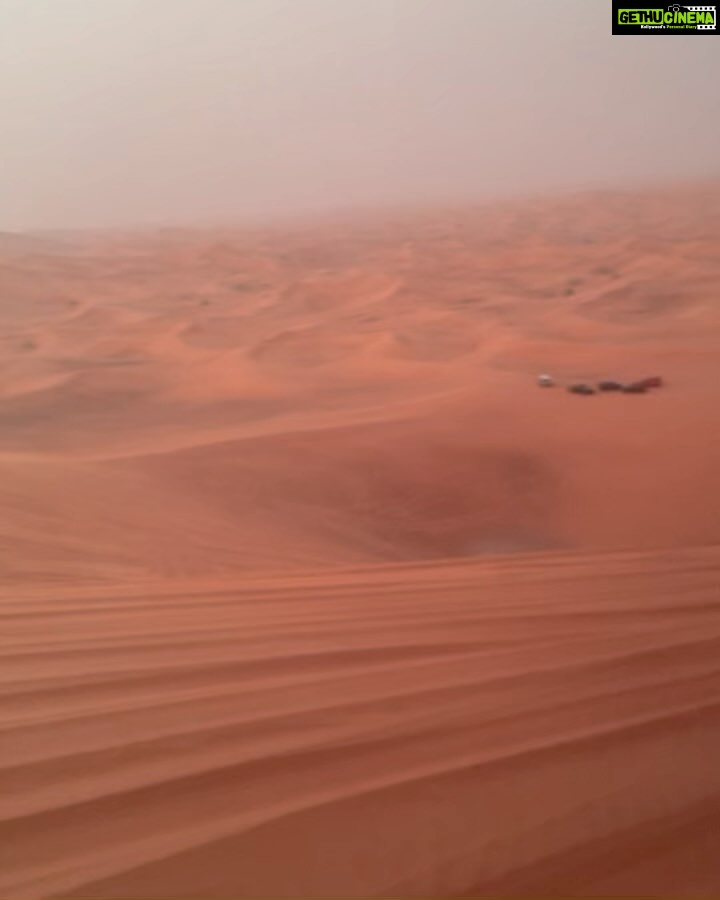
<box><xmin>612</xmin><ymin>3</ymin><xmax>717</xmax><ymax>33</ymax></box>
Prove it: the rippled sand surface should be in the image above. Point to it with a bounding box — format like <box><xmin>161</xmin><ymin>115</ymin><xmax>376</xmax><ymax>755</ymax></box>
<box><xmin>2</xmin><ymin>186</ymin><xmax>720</xmax><ymax>897</ymax></box>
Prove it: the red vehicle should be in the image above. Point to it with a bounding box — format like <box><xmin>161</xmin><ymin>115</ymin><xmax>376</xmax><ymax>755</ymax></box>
<box><xmin>638</xmin><ymin>376</ymin><xmax>663</xmax><ymax>389</ymax></box>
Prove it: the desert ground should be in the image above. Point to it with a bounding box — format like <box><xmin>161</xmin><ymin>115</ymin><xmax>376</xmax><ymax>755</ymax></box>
<box><xmin>1</xmin><ymin>185</ymin><xmax>720</xmax><ymax>897</ymax></box>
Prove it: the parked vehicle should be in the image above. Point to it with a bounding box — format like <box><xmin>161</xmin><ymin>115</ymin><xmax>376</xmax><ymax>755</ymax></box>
<box><xmin>545</xmin><ymin>374</ymin><xmax>663</xmax><ymax>396</ymax></box>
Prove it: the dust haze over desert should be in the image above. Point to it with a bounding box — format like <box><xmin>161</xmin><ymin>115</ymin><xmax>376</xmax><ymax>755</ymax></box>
<box><xmin>2</xmin><ymin>1</ymin><xmax>720</xmax><ymax>898</ymax></box>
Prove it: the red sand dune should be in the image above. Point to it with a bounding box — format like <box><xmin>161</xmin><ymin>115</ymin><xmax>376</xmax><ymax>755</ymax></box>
<box><xmin>1</xmin><ymin>186</ymin><xmax>720</xmax><ymax>897</ymax></box>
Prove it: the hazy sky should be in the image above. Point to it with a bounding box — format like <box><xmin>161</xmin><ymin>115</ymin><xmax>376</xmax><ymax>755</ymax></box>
<box><xmin>1</xmin><ymin>0</ymin><xmax>718</xmax><ymax>229</ymax></box>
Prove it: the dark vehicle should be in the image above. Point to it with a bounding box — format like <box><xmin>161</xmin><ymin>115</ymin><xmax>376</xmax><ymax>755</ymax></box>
<box><xmin>622</xmin><ymin>381</ymin><xmax>647</xmax><ymax>393</ymax></box>
<box><xmin>598</xmin><ymin>380</ymin><xmax>623</xmax><ymax>391</ymax></box>
<box><xmin>638</xmin><ymin>376</ymin><xmax>663</xmax><ymax>389</ymax></box>
<box><xmin>568</xmin><ymin>383</ymin><xmax>596</xmax><ymax>395</ymax></box>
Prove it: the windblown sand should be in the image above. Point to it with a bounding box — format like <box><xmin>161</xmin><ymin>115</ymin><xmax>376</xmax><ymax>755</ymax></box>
<box><xmin>2</xmin><ymin>186</ymin><xmax>720</xmax><ymax>897</ymax></box>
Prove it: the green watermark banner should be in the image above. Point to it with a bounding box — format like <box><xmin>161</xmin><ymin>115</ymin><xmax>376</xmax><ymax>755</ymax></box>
<box><xmin>612</xmin><ymin>3</ymin><xmax>717</xmax><ymax>33</ymax></box>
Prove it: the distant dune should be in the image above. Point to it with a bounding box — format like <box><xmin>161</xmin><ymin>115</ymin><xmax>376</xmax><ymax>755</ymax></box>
<box><xmin>1</xmin><ymin>186</ymin><xmax>720</xmax><ymax>897</ymax></box>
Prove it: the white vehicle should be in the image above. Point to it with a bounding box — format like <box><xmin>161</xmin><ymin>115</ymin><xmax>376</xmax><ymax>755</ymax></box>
<box><xmin>537</xmin><ymin>374</ymin><xmax>555</xmax><ymax>387</ymax></box>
